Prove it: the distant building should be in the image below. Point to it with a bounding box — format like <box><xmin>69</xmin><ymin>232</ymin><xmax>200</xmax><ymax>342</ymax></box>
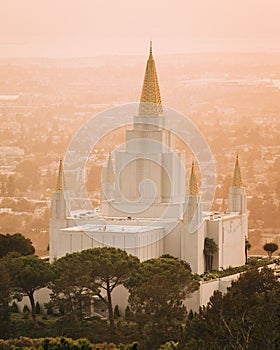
<box><xmin>0</xmin><ymin>207</ymin><xmax>12</xmax><ymax>214</ymax></box>
<box><xmin>0</xmin><ymin>146</ymin><xmax>24</xmax><ymax>158</ymax></box>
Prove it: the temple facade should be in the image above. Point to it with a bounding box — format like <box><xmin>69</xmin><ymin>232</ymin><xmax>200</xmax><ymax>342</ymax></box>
<box><xmin>49</xmin><ymin>44</ymin><xmax>247</xmax><ymax>275</ymax></box>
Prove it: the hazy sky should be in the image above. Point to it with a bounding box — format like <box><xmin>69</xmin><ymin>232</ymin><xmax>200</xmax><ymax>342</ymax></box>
<box><xmin>1</xmin><ymin>0</ymin><xmax>280</xmax><ymax>57</ymax></box>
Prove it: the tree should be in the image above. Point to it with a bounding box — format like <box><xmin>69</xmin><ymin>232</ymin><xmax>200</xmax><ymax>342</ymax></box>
<box><xmin>50</xmin><ymin>247</ymin><xmax>139</xmax><ymax>337</ymax></box>
<box><xmin>245</xmin><ymin>238</ymin><xmax>251</xmax><ymax>264</ymax></box>
<box><xmin>114</xmin><ymin>304</ymin><xmax>120</xmax><ymax>318</ymax></box>
<box><xmin>263</xmin><ymin>242</ymin><xmax>278</xmax><ymax>258</ymax></box>
<box><xmin>182</xmin><ymin>267</ymin><xmax>280</xmax><ymax>349</ymax></box>
<box><xmin>82</xmin><ymin>248</ymin><xmax>139</xmax><ymax>337</ymax></box>
<box><xmin>125</xmin><ymin>257</ymin><xmax>199</xmax><ymax>350</ymax></box>
<box><xmin>0</xmin><ymin>233</ymin><xmax>35</xmax><ymax>258</ymax></box>
<box><xmin>8</xmin><ymin>255</ymin><xmax>52</xmax><ymax>328</ymax></box>
<box><xmin>203</xmin><ymin>237</ymin><xmax>218</xmax><ymax>272</ymax></box>
<box><xmin>0</xmin><ymin>259</ymin><xmax>11</xmax><ymax>338</ymax></box>
<box><xmin>35</xmin><ymin>301</ymin><xmax>41</xmax><ymax>314</ymax></box>
<box><xmin>49</xmin><ymin>251</ymin><xmax>98</xmax><ymax>322</ymax></box>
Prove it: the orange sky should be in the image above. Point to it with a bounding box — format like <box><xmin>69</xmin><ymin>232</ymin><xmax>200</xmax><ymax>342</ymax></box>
<box><xmin>1</xmin><ymin>0</ymin><xmax>280</xmax><ymax>57</ymax></box>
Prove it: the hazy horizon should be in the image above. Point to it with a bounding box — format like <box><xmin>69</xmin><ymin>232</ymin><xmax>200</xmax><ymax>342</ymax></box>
<box><xmin>1</xmin><ymin>0</ymin><xmax>280</xmax><ymax>57</ymax></box>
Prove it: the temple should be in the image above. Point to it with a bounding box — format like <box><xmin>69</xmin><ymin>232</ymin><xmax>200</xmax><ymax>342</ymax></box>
<box><xmin>49</xmin><ymin>44</ymin><xmax>247</xmax><ymax>275</ymax></box>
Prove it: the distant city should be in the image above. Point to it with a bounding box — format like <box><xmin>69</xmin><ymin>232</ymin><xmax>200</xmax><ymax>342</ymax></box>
<box><xmin>0</xmin><ymin>52</ymin><xmax>279</xmax><ymax>255</ymax></box>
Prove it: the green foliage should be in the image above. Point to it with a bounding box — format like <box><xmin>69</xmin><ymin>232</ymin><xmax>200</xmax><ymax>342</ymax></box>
<box><xmin>7</xmin><ymin>255</ymin><xmax>52</xmax><ymax>328</ymax></box>
<box><xmin>0</xmin><ymin>259</ymin><xmax>11</xmax><ymax>339</ymax></box>
<box><xmin>46</xmin><ymin>304</ymin><xmax>53</xmax><ymax>315</ymax></box>
<box><xmin>124</xmin><ymin>306</ymin><xmax>132</xmax><ymax>320</ymax></box>
<box><xmin>263</xmin><ymin>242</ymin><xmax>278</xmax><ymax>258</ymax></box>
<box><xmin>187</xmin><ymin>310</ymin><xmax>194</xmax><ymax>320</ymax></box>
<box><xmin>8</xmin><ymin>313</ymin><xmax>108</xmax><ymax>341</ymax></box>
<box><xmin>49</xmin><ymin>250</ymin><xmax>96</xmax><ymax>321</ymax></box>
<box><xmin>3</xmin><ymin>251</ymin><xmax>279</xmax><ymax>348</ymax></box>
<box><xmin>82</xmin><ymin>247</ymin><xmax>139</xmax><ymax>336</ymax></box>
<box><xmin>158</xmin><ymin>341</ymin><xmax>178</xmax><ymax>349</ymax></box>
<box><xmin>22</xmin><ymin>304</ymin><xmax>30</xmax><ymax>319</ymax></box>
<box><xmin>203</xmin><ymin>237</ymin><xmax>218</xmax><ymax>256</ymax></box>
<box><xmin>160</xmin><ymin>253</ymin><xmax>178</xmax><ymax>260</ymax></box>
<box><xmin>245</xmin><ymin>237</ymin><xmax>251</xmax><ymax>264</ymax></box>
<box><xmin>182</xmin><ymin>267</ymin><xmax>280</xmax><ymax>349</ymax></box>
<box><xmin>52</xmin><ymin>317</ymin><xmax>109</xmax><ymax>343</ymax></box>
<box><xmin>125</xmin><ymin>257</ymin><xmax>199</xmax><ymax>350</ymax></box>
<box><xmin>50</xmin><ymin>247</ymin><xmax>139</xmax><ymax>338</ymax></box>
<box><xmin>8</xmin><ymin>255</ymin><xmax>52</xmax><ymax>296</ymax></box>
<box><xmin>201</xmin><ymin>257</ymin><xmax>274</xmax><ymax>280</ymax></box>
<box><xmin>11</xmin><ymin>301</ymin><xmax>19</xmax><ymax>313</ymax></box>
<box><xmin>114</xmin><ymin>305</ymin><xmax>120</xmax><ymax>318</ymax></box>
<box><xmin>0</xmin><ymin>336</ymin><xmax>137</xmax><ymax>349</ymax></box>
<box><xmin>35</xmin><ymin>301</ymin><xmax>41</xmax><ymax>314</ymax></box>
<box><xmin>203</xmin><ymin>237</ymin><xmax>218</xmax><ymax>272</ymax></box>
<box><xmin>23</xmin><ymin>304</ymin><xmax>30</xmax><ymax>313</ymax></box>
<box><xmin>0</xmin><ymin>233</ymin><xmax>35</xmax><ymax>258</ymax></box>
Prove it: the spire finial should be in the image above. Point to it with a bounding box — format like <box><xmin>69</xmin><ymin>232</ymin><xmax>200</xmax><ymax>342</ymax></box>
<box><xmin>138</xmin><ymin>41</ymin><xmax>163</xmax><ymax>115</ymax></box>
<box><xmin>232</xmin><ymin>153</ymin><xmax>243</xmax><ymax>187</ymax></box>
<box><xmin>189</xmin><ymin>161</ymin><xmax>199</xmax><ymax>196</ymax></box>
<box><xmin>56</xmin><ymin>158</ymin><xmax>65</xmax><ymax>192</ymax></box>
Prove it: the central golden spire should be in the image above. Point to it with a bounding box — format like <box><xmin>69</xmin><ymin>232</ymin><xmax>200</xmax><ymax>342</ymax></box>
<box><xmin>189</xmin><ymin>162</ymin><xmax>199</xmax><ymax>196</ymax></box>
<box><xmin>138</xmin><ymin>41</ymin><xmax>163</xmax><ymax>115</ymax></box>
<box><xmin>232</xmin><ymin>154</ymin><xmax>243</xmax><ymax>187</ymax></box>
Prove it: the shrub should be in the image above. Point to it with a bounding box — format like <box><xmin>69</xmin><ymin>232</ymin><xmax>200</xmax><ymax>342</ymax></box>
<box><xmin>10</xmin><ymin>301</ymin><xmax>19</xmax><ymax>313</ymax></box>
<box><xmin>23</xmin><ymin>305</ymin><xmax>30</xmax><ymax>313</ymax></box>
<box><xmin>114</xmin><ymin>305</ymin><xmax>120</xmax><ymax>318</ymax></box>
<box><xmin>35</xmin><ymin>301</ymin><xmax>41</xmax><ymax>314</ymax></box>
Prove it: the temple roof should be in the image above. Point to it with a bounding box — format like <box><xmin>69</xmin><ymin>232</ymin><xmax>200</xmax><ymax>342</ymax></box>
<box><xmin>138</xmin><ymin>41</ymin><xmax>163</xmax><ymax>115</ymax></box>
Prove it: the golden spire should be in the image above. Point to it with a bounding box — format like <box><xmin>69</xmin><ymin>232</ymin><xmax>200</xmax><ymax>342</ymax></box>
<box><xmin>189</xmin><ymin>161</ymin><xmax>199</xmax><ymax>196</ymax></box>
<box><xmin>105</xmin><ymin>153</ymin><xmax>115</xmax><ymax>184</ymax></box>
<box><xmin>138</xmin><ymin>41</ymin><xmax>163</xmax><ymax>115</ymax></box>
<box><xmin>232</xmin><ymin>154</ymin><xmax>243</xmax><ymax>187</ymax></box>
<box><xmin>56</xmin><ymin>158</ymin><xmax>65</xmax><ymax>192</ymax></box>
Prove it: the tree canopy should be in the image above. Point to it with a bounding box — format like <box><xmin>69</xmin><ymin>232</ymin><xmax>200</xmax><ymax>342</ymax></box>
<box><xmin>7</xmin><ymin>255</ymin><xmax>52</xmax><ymax>328</ymax></box>
<box><xmin>125</xmin><ymin>257</ymin><xmax>199</xmax><ymax>350</ymax></box>
<box><xmin>49</xmin><ymin>250</ymin><xmax>99</xmax><ymax>322</ymax></box>
<box><xmin>263</xmin><ymin>242</ymin><xmax>278</xmax><ymax>258</ymax></box>
<box><xmin>0</xmin><ymin>233</ymin><xmax>35</xmax><ymax>258</ymax></box>
<box><xmin>203</xmin><ymin>237</ymin><xmax>218</xmax><ymax>272</ymax></box>
<box><xmin>82</xmin><ymin>248</ymin><xmax>139</xmax><ymax>336</ymax></box>
<box><xmin>245</xmin><ymin>238</ymin><xmax>251</xmax><ymax>264</ymax></box>
<box><xmin>0</xmin><ymin>259</ymin><xmax>11</xmax><ymax>339</ymax></box>
<box><xmin>50</xmin><ymin>247</ymin><xmax>139</xmax><ymax>337</ymax></box>
<box><xmin>182</xmin><ymin>267</ymin><xmax>280</xmax><ymax>349</ymax></box>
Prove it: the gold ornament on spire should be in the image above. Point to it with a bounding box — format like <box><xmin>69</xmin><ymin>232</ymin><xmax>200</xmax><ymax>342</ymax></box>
<box><xmin>105</xmin><ymin>153</ymin><xmax>115</xmax><ymax>184</ymax></box>
<box><xmin>232</xmin><ymin>154</ymin><xmax>243</xmax><ymax>187</ymax></box>
<box><xmin>138</xmin><ymin>41</ymin><xmax>163</xmax><ymax>115</ymax></box>
<box><xmin>56</xmin><ymin>158</ymin><xmax>65</xmax><ymax>192</ymax></box>
<box><xmin>189</xmin><ymin>161</ymin><xmax>199</xmax><ymax>196</ymax></box>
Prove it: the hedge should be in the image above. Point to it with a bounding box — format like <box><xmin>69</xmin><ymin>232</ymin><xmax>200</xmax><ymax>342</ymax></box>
<box><xmin>0</xmin><ymin>337</ymin><xmax>138</xmax><ymax>350</ymax></box>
